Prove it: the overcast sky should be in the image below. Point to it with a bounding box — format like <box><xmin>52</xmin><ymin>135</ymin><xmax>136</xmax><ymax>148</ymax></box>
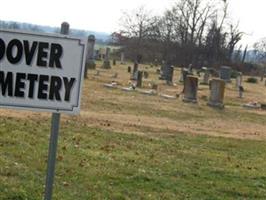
<box><xmin>0</xmin><ymin>0</ymin><xmax>265</xmax><ymax>47</ymax></box>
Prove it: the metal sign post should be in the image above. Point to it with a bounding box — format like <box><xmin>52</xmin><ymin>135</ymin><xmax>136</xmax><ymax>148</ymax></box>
<box><xmin>44</xmin><ymin>113</ymin><xmax>61</xmax><ymax>200</ymax></box>
<box><xmin>44</xmin><ymin>22</ymin><xmax>69</xmax><ymax>200</ymax></box>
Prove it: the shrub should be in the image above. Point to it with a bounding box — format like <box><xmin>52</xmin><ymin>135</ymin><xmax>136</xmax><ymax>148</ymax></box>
<box><xmin>231</xmin><ymin>70</ymin><xmax>239</xmax><ymax>78</ymax></box>
<box><xmin>246</xmin><ymin>77</ymin><xmax>258</xmax><ymax>83</ymax></box>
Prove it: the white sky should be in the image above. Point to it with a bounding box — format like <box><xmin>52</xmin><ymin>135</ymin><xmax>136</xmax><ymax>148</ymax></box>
<box><xmin>0</xmin><ymin>0</ymin><xmax>265</xmax><ymax>47</ymax></box>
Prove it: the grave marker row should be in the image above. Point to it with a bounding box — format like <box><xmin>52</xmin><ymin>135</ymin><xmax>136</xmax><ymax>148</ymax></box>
<box><xmin>183</xmin><ymin>75</ymin><xmax>225</xmax><ymax>108</ymax></box>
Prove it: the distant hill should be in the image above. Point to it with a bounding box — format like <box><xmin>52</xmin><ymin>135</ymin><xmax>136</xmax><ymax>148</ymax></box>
<box><xmin>0</xmin><ymin>20</ymin><xmax>110</xmax><ymax>44</ymax></box>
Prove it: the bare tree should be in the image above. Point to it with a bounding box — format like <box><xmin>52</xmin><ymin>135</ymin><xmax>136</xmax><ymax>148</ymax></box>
<box><xmin>116</xmin><ymin>0</ymin><xmax>243</xmax><ymax>67</ymax></box>
<box><xmin>119</xmin><ymin>6</ymin><xmax>158</xmax><ymax>62</ymax></box>
<box><xmin>254</xmin><ymin>38</ymin><xmax>266</xmax><ymax>63</ymax></box>
<box><xmin>227</xmin><ymin>23</ymin><xmax>243</xmax><ymax>61</ymax></box>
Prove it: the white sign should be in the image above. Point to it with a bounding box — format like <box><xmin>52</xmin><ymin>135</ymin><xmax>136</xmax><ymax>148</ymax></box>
<box><xmin>0</xmin><ymin>29</ymin><xmax>87</xmax><ymax>114</ymax></box>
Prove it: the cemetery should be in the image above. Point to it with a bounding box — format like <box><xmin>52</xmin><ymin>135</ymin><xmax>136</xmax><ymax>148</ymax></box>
<box><xmin>1</xmin><ymin>52</ymin><xmax>266</xmax><ymax>199</ymax></box>
<box><xmin>1</xmin><ymin>0</ymin><xmax>266</xmax><ymax>199</ymax></box>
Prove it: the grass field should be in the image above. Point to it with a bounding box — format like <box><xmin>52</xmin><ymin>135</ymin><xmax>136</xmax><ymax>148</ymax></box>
<box><xmin>0</xmin><ymin>62</ymin><xmax>266</xmax><ymax>199</ymax></box>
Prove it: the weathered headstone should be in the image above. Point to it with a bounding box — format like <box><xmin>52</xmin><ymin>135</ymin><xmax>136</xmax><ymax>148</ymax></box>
<box><xmin>138</xmin><ymin>89</ymin><xmax>157</xmax><ymax>96</ymax></box>
<box><xmin>151</xmin><ymin>83</ymin><xmax>158</xmax><ymax>90</ymax></box>
<box><xmin>84</xmin><ymin>35</ymin><xmax>96</xmax><ymax>78</ymax></box>
<box><xmin>236</xmin><ymin>72</ymin><xmax>242</xmax><ymax>88</ymax></box>
<box><xmin>165</xmin><ymin>64</ymin><xmax>174</xmax><ymax>85</ymax></box>
<box><xmin>159</xmin><ymin>64</ymin><xmax>166</xmax><ymax>80</ymax></box>
<box><xmin>131</xmin><ymin>63</ymin><xmax>138</xmax><ymax>80</ymax></box>
<box><xmin>102</xmin><ymin>47</ymin><xmax>111</xmax><ymax>69</ymax></box>
<box><xmin>120</xmin><ymin>52</ymin><xmax>125</xmax><ymax>64</ymax></box>
<box><xmin>160</xmin><ymin>94</ymin><xmax>177</xmax><ymax>99</ymax></box>
<box><xmin>179</xmin><ymin>68</ymin><xmax>192</xmax><ymax>83</ymax></box>
<box><xmin>136</xmin><ymin>71</ymin><xmax>143</xmax><ymax>88</ymax></box>
<box><xmin>179</xmin><ymin>68</ymin><xmax>184</xmax><ymax>82</ymax></box>
<box><xmin>143</xmin><ymin>71</ymin><xmax>149</xmax><ymax>79</ymax></box>
<box><xmin>183</xmin><ymin>75</ymin><xmax>198</xmax><ymax>103</ymax></box>
<box><xmin>238</xmin><ymin>86</ymin><xmax>244</xmax><ymax>98</ymax></box>
<box><xmin>202</xmin><ymin>69</ymin><xmax>210</xmax><ymax>85</ymax></box>
<box><xmin>159</xmin><ymin>61</ymin><xmax>173</xmax><ymax>84</ymax></box>
<box><xmin>113</xmin><ymin>59</ymin><xmax>116</xmax><ymax>66</ymax></box>
<box><xmin>260</xmin><ymin>67</ymin><xmax>265</xmax><ymax>81</ymax></box>
<box><xmin>219</xmin><ymin>66</ymin><xmax>231</xmax><ymax>82</ymax></box>
<box><xmin>188</xmin><ymin>64</ymin><xmax>193</xmax><ymax>74</ymax></box>
<box><xmin>207</xmin><ymin>78</ymin><xmax>225</xmax><ymax>108</ymax></box>
<box><xmin>95</xmin><ymin>70</ymin><xmax>100</xmax><ymax>76</ymax></box>
<box><xmin>112</xmin><ymin>72</ymin><xmax>118</xmax><ymax>79</ymax></box>
<box><xmin>128</xmin><ymin>66</ymin><xmax>131</xmax><ymax>73</ymax></box>
<box><xmin>154</xmin><ymin>59</ymin><xmax>158</xmax><ymax>67</ymax></box>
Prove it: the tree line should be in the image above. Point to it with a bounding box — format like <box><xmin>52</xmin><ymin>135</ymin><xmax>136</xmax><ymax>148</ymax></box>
<box><xmin>0</xmin><ymin>20</ymin><xmax>109</xmax><ymax>44</ymax></box>
<box><xmin>112</xmin><ymin>0</ymin><xmax>246</xmax><ymax>69</ymax></box>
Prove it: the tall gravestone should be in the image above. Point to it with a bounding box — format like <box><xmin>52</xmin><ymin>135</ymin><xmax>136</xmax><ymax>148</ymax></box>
<box><xmin>113</xmin><ymin>59</ymin><xmax>116</xmax><ymax>66</ymax></box>
<box><xmin>207</xmin><ymin>78</ymin><xmax>225</xmax><ymax>108</ymax></box>
<box><xmin>180</xmin><ymin>68</ymin><xmax>190</xmax><ymax>83</ymax></box>
<box><xmin>183</xmin><ymin>75</ymin><xmax>198</xmax><ymax>103</ymax></box>
<box><xmin>202</xmin><ymin>69</ymin><xmax>210</xmax><ymax>85</ymax></box>
<box><xmin>179</xmin><ymin>68</ymin><xmax>185</xmax><ymax>82</ymax></box>
<box><xmin>260</xmin><ymin>67</ymin><xmax>265</xmax><ymax>81</ymax></box>
<box><xmin>136</xmin><ymin>71</ymin><xmax>143</xmax><ymax>88</ymax></box>
<box><xmin>219</xmin><ymin>66</ymin><xmax>232</xmax><ymax>83</ymax></box>
<box><xmin>236</xmin><ymin>72</ymin><xmax>242</xmax><ymax>88</ymax></box>
<box><xmin>128</xmin><ymin>66</ymin><xmax>131</xmax><ymax>73</ymax></box>
<box><xmin>159</xmin><ymin>61</ymin><xmax>173</xmax><ymax>84</ymax></box>
<box><xmin>165</xmin><ymin>65</ymin><xmax>174</xmax><ymax>85</ymax></box>
<box><xmin>120</xmin><ymin>52</ymin><xmax>125</xmax><ymax>64</ymax></box>
<box><xmin>102</xmin><ymin>47</ymin><xmax>111</xmax><ymax>69</ymax></box>
<box><xmin>84</xmin><ymin>35</ymin><xmax>96</xmax><ymax>78</ymax></box>
<box><xmin>159</xmin><ymin>62</ymin><xmax>166</xmax><ymax>80</ymax></box>
<box><xmin>131</xmin><ymin>62</ymin><xmax>138</xmax><ymax>80</ymax></box>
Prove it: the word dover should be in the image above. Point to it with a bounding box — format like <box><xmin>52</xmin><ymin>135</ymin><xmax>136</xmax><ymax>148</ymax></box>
<box><xmin>0</xmin><ymin>38</ymin><xmax>76</xmax><ymax>101</ymax></box>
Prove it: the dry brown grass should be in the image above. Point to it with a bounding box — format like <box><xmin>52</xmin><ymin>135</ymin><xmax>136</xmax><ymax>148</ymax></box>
<box><xmin>0</xmin><ymin>61</ymin><xmax>266</xmax><ymax>140</ymax></box>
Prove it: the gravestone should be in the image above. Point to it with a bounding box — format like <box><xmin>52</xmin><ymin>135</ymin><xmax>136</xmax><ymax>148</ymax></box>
<box><xmin>188</xmin><ymin>64</ymin><xmax>193</xmax><ymax>74</ymax></box>
<box><xmin>159</xmin><ymin>61</ymin><xmax>173</xmax><ymax>84</ymax></box>
<box><xmin>95</xmin><ymin>70</ymin><xmax>100</xmax><ymax>76</ymax></box>
<box><xmin>219</xmin><ymin>66</ymin><xmax>231</xmax><ymax>82</ymax></box>
<box><xmin>131</xmin><ymin>63</ymin><xmax>138</xmax><ymax>80</ymax></box>
<box><xmin>159</xmin><ymin>64</ymin><xmax>166</xmax><ymax>80</ymax></box>
<box><xmin>165</xmin><ymin>65</ymin><xmax>174</xmax><ymax>85</ymax></box>
<box><xmin>128</xmin><ymin>66</ymin><xmax>131</xmax><ymax>73</ymax></box>
<box><xmin>238</xmin><ymin>86</ymin><xmax>244</xmax><ymax>98</ymax></box>
<box><xmin>154</xmin><ymin>59</ymin><xmax>158</xmax><ymax>67</ymax></box>
<box><xmin>136</xmin><ymin>71</ymin><xmax>143</xmax><ymax>88</ymax></box>
<box><xmin>151</xmin><ymin>83</ymin><xmax>158</xmax><ymax>90</ymax></box>
<box><xmin>179</xmin><ymin>68</ymin><xmax>184</xmax><ymax>82</ymax></box>
<box><xmin>236</xmin><ymin>72</ymin><xmax>242</xmax><ymax>88</ymax></box>
<box><xmin>143</xmin><ymin>71</ymin><xmax>149</xmax><ymax>79</ymax></box>
<box><xmin>207</xmin><ymin>78</ymin><xmax>225</xmax><ymax>108</ymax></box>
<box><xmin>102</xmin><ymin>47</ymin><xmax>111</xmax><ymax>69</ymax></box>
<box><xmin>112</xmin><ymin>73</ymin><xmax>118</xmax><ymax>79</ymax></box>
<box><xmin>120</xmin><ymin>52</ymin><xmax>125</xmax><ymax>64</ymax></box>
<box><xmin>180</xmin><ymin>68</ymin><xmax>190</xmax><ymax>83</ymax></box>
<box><xmin>84</xmin><ymin>35</ymin><xmax>96</xmax><ymax>78</ymax></box>
<box><xmin>183</xmin><ymin>75</ymin><xmax>198</xmax><ymax>103</ymax></box>
<box><xmin>201</xmin><ymin>68</ymin><xmax>210</xmax><ymax>85</ymax></box>
<box><xmin>260</xmin><ymin>67</ymin><xmax>265</xmax><ymax>81</ymax></box>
